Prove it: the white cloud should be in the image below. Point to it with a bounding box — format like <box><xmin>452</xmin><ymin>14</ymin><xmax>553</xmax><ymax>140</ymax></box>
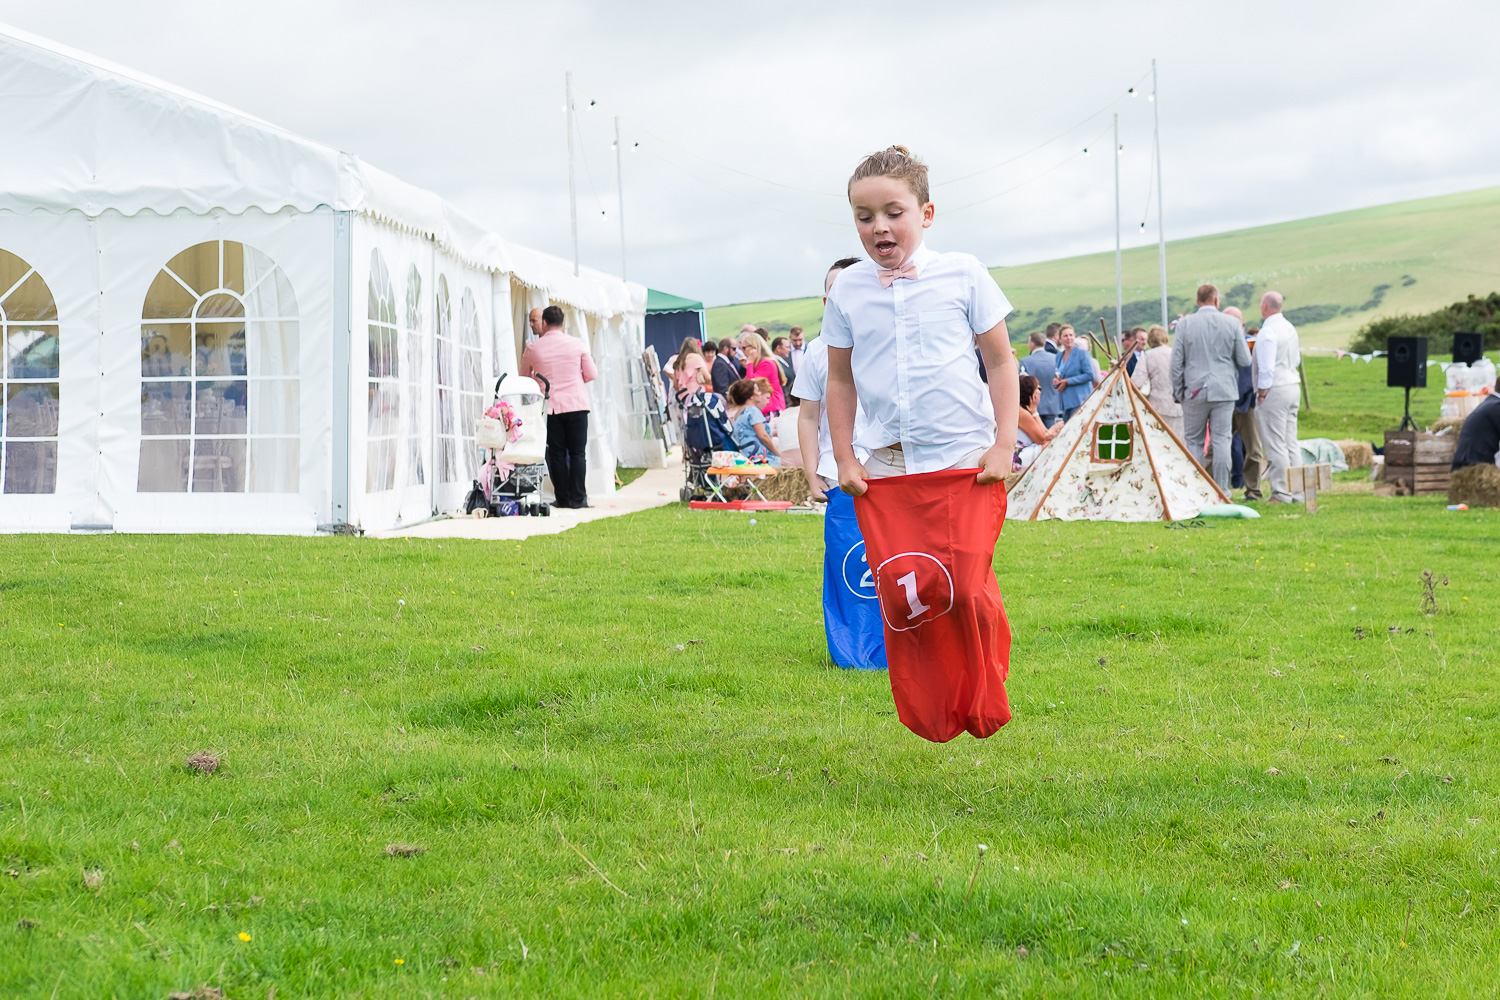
<box><xmin>2</xmin><ymin>0</ymin><xmax>1496</xmax><ymax>305</ymax></box>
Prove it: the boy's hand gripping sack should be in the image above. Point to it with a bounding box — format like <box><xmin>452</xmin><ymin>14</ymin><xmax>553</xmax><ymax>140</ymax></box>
<box><xmin>853</xmin><ymin>469</ymin><xmax>1011</xmax><ymax>742</ymax></box>
<box><xmin>821</xmin><ymin>487</ymin><xmax>888</xmax><ymax>671</ymax></box>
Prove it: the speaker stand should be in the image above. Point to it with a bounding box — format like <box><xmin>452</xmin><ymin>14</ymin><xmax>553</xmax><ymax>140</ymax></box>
<box><xmin>1398</xmin><ymin>387</ymin><xmax>1418</xmax><ymax>431</ymax></box>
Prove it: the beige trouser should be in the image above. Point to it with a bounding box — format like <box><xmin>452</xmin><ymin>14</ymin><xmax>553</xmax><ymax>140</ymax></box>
<box><xmin>1232</xmin><ymin>407</ymin><xmax>1265</xmax><ymax>500</ymax></box>
<box><xmin>864</xmin><ymin>444</ymin><xmax>989</xmax><ymax>479</ymax></box>
<box><xmin>1257</xmin><ymin>383</ymin><xmax>1301</xmax><ymax>501</ymax></box>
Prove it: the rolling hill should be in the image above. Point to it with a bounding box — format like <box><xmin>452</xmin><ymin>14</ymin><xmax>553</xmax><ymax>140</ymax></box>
<box><xmin>705</xmin><ymin>185</ymin><xmax>1500</xmax><ymax>350</ymax></box>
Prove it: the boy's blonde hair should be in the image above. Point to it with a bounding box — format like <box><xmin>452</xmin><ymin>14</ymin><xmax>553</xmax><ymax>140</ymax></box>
<box><xmin>848</xmin><ymin>145</ymin><xmax>929</xmax><ymax>205</ymax></box>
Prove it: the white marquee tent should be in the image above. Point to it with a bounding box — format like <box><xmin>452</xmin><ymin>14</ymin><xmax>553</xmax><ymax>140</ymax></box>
<box><xmin>0</xmin><ymin>24</ymin><xmax>653</xmax><ymax>534</ymax></box>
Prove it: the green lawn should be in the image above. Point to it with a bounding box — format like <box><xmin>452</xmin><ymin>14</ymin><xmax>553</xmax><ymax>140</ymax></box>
<box><xmin>3</xmin><ymin>493</ymin><xmax>1499</xmax><ymax>997</ymax></box>
<box><xmin>707</xmin><ymin>185</ymin><xmax>1500</xmax><ymax>350</ymax></box>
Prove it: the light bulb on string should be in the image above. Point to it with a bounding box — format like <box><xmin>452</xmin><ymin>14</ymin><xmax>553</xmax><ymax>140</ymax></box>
<box><xmin>1147</xmin><ymin>93</ymin><xmax>1155</xmax><ymax>102</ymax></box>
<box><xmin>1083</xmin><ymin>147</ymin><xmax>1090</xmax><ymax>156</ymax></box>
<box><xmin>1127</xmin><ymin>87</ymin><xmax>1137</xmax><ymax>97</ymax></box>
<box><xmin>588</xmin><ymin>99</ymin><xmax>596</xmax><ymax>108</ymax></box>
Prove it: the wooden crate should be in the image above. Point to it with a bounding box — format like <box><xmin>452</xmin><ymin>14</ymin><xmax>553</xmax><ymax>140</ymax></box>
<box><xmin>1384</xmin><ymin>430</ymin><xmax>1455</xmax><ymax>468</ymax></box>
<box><xmin>1384</xmin><ymin>430</ymin><xmax>1415</xmax><ymax>465</ymax></box>
<box><xmin>1385</xmin><ymin>463</ymin><xmax>1452</xmax><ymax>495</ymax></box>
<box><xmin>1414</xmin><ymin>465</ymin><xmax>1452</xmax><ymax>495</ymax></box>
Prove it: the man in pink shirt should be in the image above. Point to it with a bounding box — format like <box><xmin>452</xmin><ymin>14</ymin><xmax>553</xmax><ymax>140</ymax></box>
<box><xmin>519</xmin><ymin>305</ymin><xmax>598</xmax><ymax>508</ymax></box>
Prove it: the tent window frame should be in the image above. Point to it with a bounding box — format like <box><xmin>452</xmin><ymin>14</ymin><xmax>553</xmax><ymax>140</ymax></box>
<box><xmin>0</xmin><ymin>249</ymin><xmax>61</xmax><ymax>494</ymax></box>
<box><xmin>137</xmin><ymin>239</ymin><xmax>300</xmax><ymax>494</ymax></box>
<box><xmin>365</xmin><ymin>249</ymin><xmax>399</xmax><ymax>493</ymax></box>
<box><xmin>1092</xmin><ymin>421</ymin><xmax>1133</xmax><ymax>464</ymax></box>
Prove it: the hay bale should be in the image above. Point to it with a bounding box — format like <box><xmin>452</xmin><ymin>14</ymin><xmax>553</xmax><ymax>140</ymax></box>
<box><xmin>1450</xmin><ymin>463</ymin><xmax>1500</xmax><ymax>507</ymax></box>
<box><xmin>759</xmin><ymin>466</ymin><xmax>810</xmax><ymax>503</ymax></box>
<box><xmin>1430</xmin><ymin>416</ymin><xmax>1466</xmax><ymax>435</ymax></box>
<box><xmin>1336</xmin><ymin>439</ymin><xmax>1374</xmax><ymax>470</ymax></box>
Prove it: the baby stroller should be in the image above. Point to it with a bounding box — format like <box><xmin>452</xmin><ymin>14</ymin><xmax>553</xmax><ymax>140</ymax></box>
<box><xmin>679</xmin><ymin>391</ymin><xmax>736</xmax><ymax>501</ymax></box>
<box><xmin>471</xmin><ymin>372</ymin><xmax>551</xmax><ymax>516</ymax></box>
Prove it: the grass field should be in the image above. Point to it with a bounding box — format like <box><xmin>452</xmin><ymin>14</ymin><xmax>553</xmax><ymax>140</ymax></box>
<box><xmin>3</xmin><ymin>487</ymin><xmax>1499</xmax><ymax>997</ymax></box>
<box><xmin>706</xmin><ymin>185</ymin><xmax>1500</xmax><ymax>350</ymax></box>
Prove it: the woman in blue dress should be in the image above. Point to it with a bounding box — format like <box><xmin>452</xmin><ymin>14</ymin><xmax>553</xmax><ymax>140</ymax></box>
<box><xmin>1052</xmin><ymin>325</ymin><xmax>1097</xmax><ymax>420</ymax></box>
<box><xmin>725</xmin><ymin>378</ymin><xmax>782</xmax><ymax>466</ymax></box>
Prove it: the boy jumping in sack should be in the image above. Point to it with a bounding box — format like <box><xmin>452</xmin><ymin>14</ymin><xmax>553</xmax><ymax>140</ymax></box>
<box><xmin>822</xmin><ymin>145</ymin><xmax>1020</xmax><ymax>742</ymax></box>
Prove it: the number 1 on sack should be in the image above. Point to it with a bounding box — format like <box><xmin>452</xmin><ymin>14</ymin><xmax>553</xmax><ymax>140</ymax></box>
<box><xmin>896</xmin><ymin>571</ymin><xmax>931</xmax><ymax>620</ymax></box>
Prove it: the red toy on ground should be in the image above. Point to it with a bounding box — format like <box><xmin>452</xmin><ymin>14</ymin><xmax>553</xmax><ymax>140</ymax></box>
<box><xmin>852</xmin><ymin>468</ymin><xmax>1011</xmax><ymax>742</ymax></box>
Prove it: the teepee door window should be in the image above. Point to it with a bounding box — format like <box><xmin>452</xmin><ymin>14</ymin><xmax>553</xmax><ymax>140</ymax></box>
<box><xmin>1093</xmin><ymin>421</ymin><xmax>1132</xmax><ymax>463</ymax></box>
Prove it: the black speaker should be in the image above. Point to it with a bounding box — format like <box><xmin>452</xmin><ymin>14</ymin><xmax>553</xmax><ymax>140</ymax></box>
<box><xmin>1387</xmin><ymin>337</ymin><xmax>1427</xmax><ymax>389</ymax></box>
<box><xmin>1453</xmin><ymin>331</ymin><xmax>1484</xmax><ymax>365</ymax></box>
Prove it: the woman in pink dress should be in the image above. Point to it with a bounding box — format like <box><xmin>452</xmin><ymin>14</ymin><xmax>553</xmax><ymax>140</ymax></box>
<box><xmin>737</xmin><ymin>331</ymin><xmax>786</xmax><ymax>417</ymax></box>
<box><xmin>670</xmin><ymin>338</ymin><xmax>711</xmax><ymax>403</ymax></box>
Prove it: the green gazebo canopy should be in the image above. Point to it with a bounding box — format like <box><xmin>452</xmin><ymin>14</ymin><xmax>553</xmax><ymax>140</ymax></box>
<box><xmin>646</xmin><ymin>288</ymin><xmax>704</xmax><ymax>314</ymax></box>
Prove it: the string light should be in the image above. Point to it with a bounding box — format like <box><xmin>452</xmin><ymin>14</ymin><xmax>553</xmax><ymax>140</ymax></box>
<box><xmin>1127</xmin><ymin>87</ymin><xmax>1137</xmax><ymax>97</ymax></box>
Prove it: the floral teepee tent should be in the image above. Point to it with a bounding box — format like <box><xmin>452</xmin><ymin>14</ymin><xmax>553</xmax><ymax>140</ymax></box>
<box><xmin>1008</xmin><ymin>360</ymin><xmax>1226</xmax><ymax>521</ymax></box>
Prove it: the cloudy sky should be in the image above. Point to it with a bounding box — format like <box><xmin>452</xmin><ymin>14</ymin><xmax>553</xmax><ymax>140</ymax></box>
<box><xmin>5</xmin><ymin>0</ymin><xmax>1497</xmax><ymax>306</ymax></box>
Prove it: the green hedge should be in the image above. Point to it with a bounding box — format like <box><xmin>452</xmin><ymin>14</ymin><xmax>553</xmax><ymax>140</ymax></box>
<box><xmin>1349</xmin><ymin>291</ymin><xmax>1500</xmax><ymax>353</ymax></box>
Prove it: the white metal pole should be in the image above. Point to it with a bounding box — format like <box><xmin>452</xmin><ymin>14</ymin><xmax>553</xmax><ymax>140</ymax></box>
<box><xmin>1114</xmin><ymin>112</ymin><xmax>1122</xmax><ymax>349</ymax></box>
<box><xmin>566</xmin><ymin>71</ymin><xmax>579</xmax><ymax>277</ymax></box>
<box><xmin>614</xmin><ymin>115</ymin><xmax>627</xmax><ymax>281</ymax></box>
<box><xmin>1153</xmin><ymin>58</ymin><xmax>1167</xmax><ymax>327</ymax></box>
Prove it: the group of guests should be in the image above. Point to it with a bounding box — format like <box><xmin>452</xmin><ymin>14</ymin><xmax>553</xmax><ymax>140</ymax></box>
<box><xmin>1009</xmin><ymin>284</ymin><xmax>1305</xmax><ymax>503</ymax></box>
<box><xmin>667</xmin><ymin>324</ymin><xmax>807</xmax><ymax>466</ymax></box>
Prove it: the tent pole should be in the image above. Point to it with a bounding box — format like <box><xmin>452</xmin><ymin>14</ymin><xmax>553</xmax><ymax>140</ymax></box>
<box><xmin>1153</xmin><ymin>58</ymin><xmax>1167</xmax><ymax>328</ymax></box>
<box><xmin>566</xmin><ymin>71</ymin><xmax>579</xmax><ymax>277</ymax></box>
<box><xmin>1114</xmin><ymin>112</ymin><xmax>1122</xmax><ymax>350</ymax></box>
<box><xmin>614</xmin><ymin>116</ymin><xmax>627</xmax><ymax>281</ymax></box>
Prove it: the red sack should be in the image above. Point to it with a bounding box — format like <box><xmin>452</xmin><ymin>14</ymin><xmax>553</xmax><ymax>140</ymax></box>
<box><xmin>852</xmin><ymin>469</ymin><xmax>1011</xmax><ymax>743</ymax></box>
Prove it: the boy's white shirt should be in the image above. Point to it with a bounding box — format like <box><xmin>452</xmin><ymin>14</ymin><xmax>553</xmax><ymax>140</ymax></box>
<box><xmin>792</xmin><ymin>336</ymin><xmax>870</xmax><ymax>481</ymax></box>
<box><xmin>819</xmin><ymin>243</ymin><xmax>1012</xmax><ymax>474</ymax></box>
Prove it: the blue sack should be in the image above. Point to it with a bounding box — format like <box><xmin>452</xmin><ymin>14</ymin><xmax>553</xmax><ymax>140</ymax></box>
<box><xmin>822</xmin><ymin>487</ymin><xmax>888</xmax><ymax>670</ymax></box>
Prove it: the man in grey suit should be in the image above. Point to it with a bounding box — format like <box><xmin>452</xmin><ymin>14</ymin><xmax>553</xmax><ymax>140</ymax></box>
<box><xmin>1171</xmin><ymin>284</ymin><xmax>1252</xmax><ymax>492</ymax></box>
<box><xmin>1018</xmin><ymin>331</ymin><xmax>1062</xmax><ymax>427</ymax></box>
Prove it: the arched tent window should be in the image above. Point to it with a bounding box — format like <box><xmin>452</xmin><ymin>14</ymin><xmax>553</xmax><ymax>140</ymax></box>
<box><xmin>403</xmin><ymin>265</ymin><xmax>425</xmax><ymax>488</ymax></box>
<box><xmin>138</xmin><ymin>240</ymin><xmax>299</xmax><ymax>493</ymax></box>
<box><xmin>434</xmin><ymin>275</ymin><xmax>458</xmax><ymax>483</ymax></box>
<box><xmin>457</xmin><ymin>288</ymin><xmax>484</xmax><ymax>480</ymax></box>
<box><xmin>0</xmin><ymin>249</ymin><xmax>60</xmax><ymax>494</ymax></box>
<box><xmin>366</xmin><ymin>250</ymin><xmax>398</xmax><ymax>492</ymax></box>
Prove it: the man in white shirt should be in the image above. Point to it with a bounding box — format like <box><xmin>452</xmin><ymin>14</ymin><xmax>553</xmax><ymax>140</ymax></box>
<box><xmin>1254</xmin><ymin>291</ymin><xmax>1303</xmax><ymax>503</ymax></box>
<box><xmin>788</xmin><ymin>326</ymin><xmax>806</xmax><ymax>375</ymax></box>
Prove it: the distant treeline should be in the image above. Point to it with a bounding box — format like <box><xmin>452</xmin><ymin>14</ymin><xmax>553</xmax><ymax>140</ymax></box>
<box><xmin>1348</xmin><ymin>293</ymin><xmax>1500</xmax><ymax>353</ymax></box>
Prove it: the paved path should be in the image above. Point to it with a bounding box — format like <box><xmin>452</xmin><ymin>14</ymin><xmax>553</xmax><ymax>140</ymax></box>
<box><xmin>370</xmin><ymin>463</ymin><xmax>682</xmax><ymax>541</ymax></box>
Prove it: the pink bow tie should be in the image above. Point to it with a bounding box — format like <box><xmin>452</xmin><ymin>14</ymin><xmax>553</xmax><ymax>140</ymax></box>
<box><xmin>877</xmin><ymin>261</ymin><xmax>920</xmax><ymax>288</ymax></box>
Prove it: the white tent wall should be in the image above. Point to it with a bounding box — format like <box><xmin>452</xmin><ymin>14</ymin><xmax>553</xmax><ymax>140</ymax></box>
<box><xmin>108</xmin><ymin>208</ymin><xmax>335</xmax><ymax>533</ymax></box>
<box><xmin>349</xmin><ymin>217</ymin><xmax>437</xmax><ymax>532</ymax></box>
<box><xmin>348</xmin><ymin>214</ymin><xmax>500</xmax><ymax>529</ymax></box>
<box><xmin>0</xmin><ymin>206</ymin><xmax>334</xmax><ymax>534</ymax></box>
